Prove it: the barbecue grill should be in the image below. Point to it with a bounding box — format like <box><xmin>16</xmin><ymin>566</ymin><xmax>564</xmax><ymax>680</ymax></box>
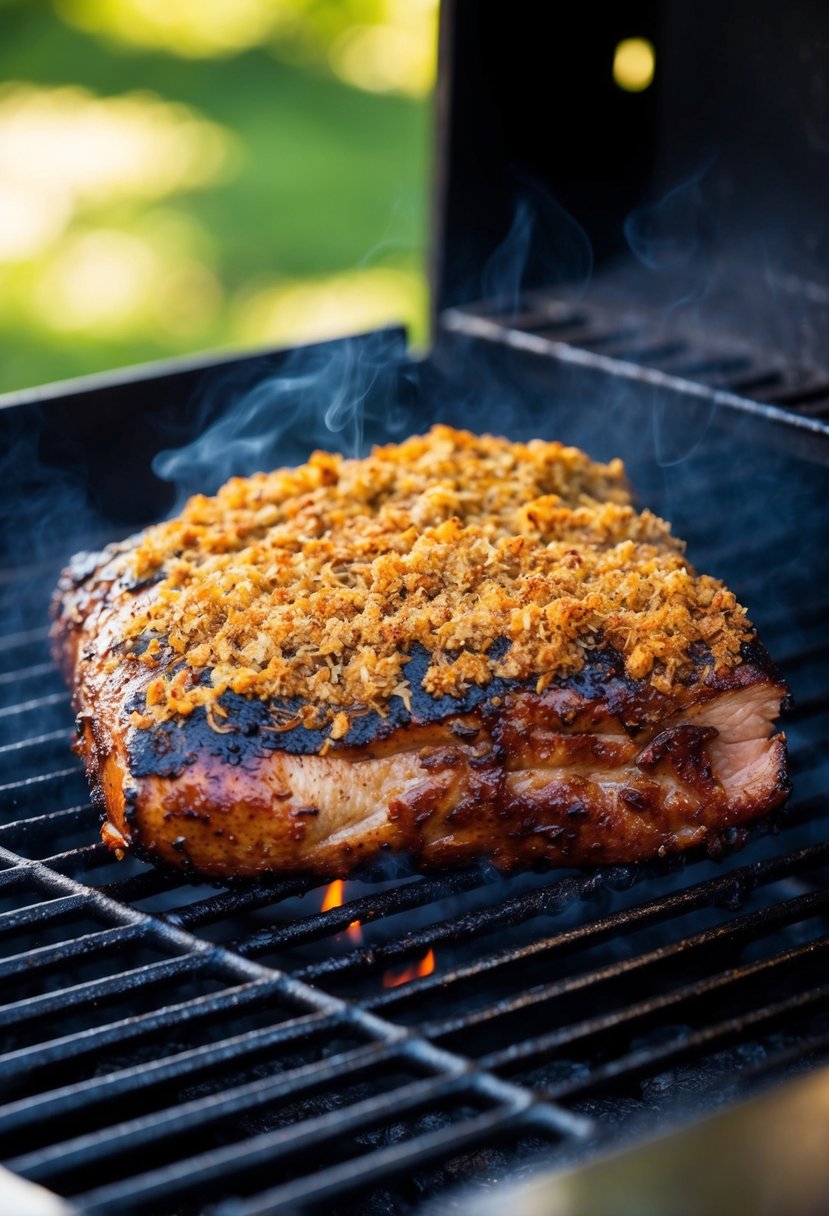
<box><xmin>2</xmin><ymin>2</ymin><xmax>829</xmax><ymax>1213</ymax></box>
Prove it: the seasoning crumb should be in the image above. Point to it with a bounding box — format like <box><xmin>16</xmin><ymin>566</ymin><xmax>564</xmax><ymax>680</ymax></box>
<box><xmin>114</xmin><ymin>425</ymin><xmax>750</xmax><ymax>731</ymax></box>
<box><xmin>330</xmin><ymin>711</ymin><xmax>350</xmax><ymax>741</ymax></box>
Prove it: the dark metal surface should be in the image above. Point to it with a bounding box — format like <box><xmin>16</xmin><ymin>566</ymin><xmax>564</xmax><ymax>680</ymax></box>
<box><xmin>0</xmin><ymin>327</ymin><xmax>409</xmax><ymax>565</ymax></box>
<box><xmin>437</xmin><ymin>2</ymin><xmax>829</xmax><ymax>382</ymax></box>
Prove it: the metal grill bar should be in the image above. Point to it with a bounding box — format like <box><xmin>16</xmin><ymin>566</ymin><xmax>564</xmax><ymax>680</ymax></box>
<box><xmin>294</xmin><ymin>871</ymin><xmax>603</xmax><ymax>981</ymax></box>
<box><xmin>0</xmin><ymin>626</ymin><xmax>49</xmax><ymax>654</ymax></box>
<box><xmin>0</xmin><ymin>953</ymin><xmax>213</xmax><ymax>1029</ymax></box>
<box><xmin>0</xmin><ymin>806</ymin><xmax>92</xmax><ymax>845</ymax></box>
<box><xmin>85</xmin><ymin>1104</ymin><xmax>534</xmax><ymax>1216</ymax></box>
<box><xmin>0</xmin><ymin>662</ymin><xmax>55</xmax><ymax>688</ymax></box>
<box><xmin>518</xmin><ymin>981</ymin><xmax>829</xmax><ymax>1103</ymax></box>
<box><xmin>0</xmin><ymin>892</ymin><xmax>88</xmax><ymax>936</ymax></box>
<box><xmin>0</xmin><ymin>976</ymin><xmax>288</xmax><ymax>1081</ymax></box>
<box><xmin>234</xmin><ymin>868</ymin><xmax>487</xmax><ymax>955</ymax></box>
<box><xmin>417</xmin><ymin>888</ymin><xmax>829</xmax><ymax>1041</ymax></box>
<box><xmin>0</xmin><ymin>823</ymin><xmax>593</xmax><ymax>1215</ymax></box>
<box><xmin>11</xmin><ymin>1039</ymin><xmax>418</xmax><ymax>1182</ymax></box>
<box><xmin>731</xmin><ymin>1024</ymin><xmax>829</xmax><ymax>1085</ymax></box>
<box><xmin>363</xmin><ymin>841</ymin><xmax>829</xmax><ymax>1009</ymax></box>
<box><xmin>480</xmin><ymin>937</ymin><xmax>829</xmax><ymax>1073</ymax></box>
<box><xmin>0</xmin><ymin>691</ymin><xmax>69</xmax><ymax>720</ymax></box>
<box><xmin>222</xmin><ymin>1108</ymin><xmax>557</xmax><ymax>1216</ymax></box>
<box><xmin>0</xmin><ymin>730</ymin><xmax>73</xmax><ymax>760</ymax></box>
<box><xmin>69</xmin><ymin>1073</ymin><xmax>501</xmax><ymax>1214</ymax></box>
<box><xmin>41</xmin><ymin>842</ymin><xmax>114</xmax><ymax>871</ymax></box>
<box><xmin>442</xmin><ymin>306</ymin><xmax>829</xmax><ymax>439</ymax></box>
<box><xmin>0</xmin><ymin>1002</ymin><xmax>336</xmax><ymax>1137</ymax></box>
<box><xmin>167</xmin><ymin>877</ymin><xmax>323</xmax><ymax>930</ymax></box>
<box><xmin>0</xmin><ymin>868</ymin><xmax>39</xmax><ymax>893</ymax></box>
<box><xmin>0</xmin><ymin>923</ymin><xmax>146</xmax><ymax>984</ymax></box>
<box><xmin>0</xmin><ymin>766</ymin><xmax>82</xmax><ymax>798</ymax></box>
<box><xmin>94</xmin><ymin>870</ymin><xmax>186</xmax><ymax>903</ymax></box>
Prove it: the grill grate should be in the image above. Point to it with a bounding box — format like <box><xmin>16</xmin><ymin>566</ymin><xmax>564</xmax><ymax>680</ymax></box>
<box><xmin>0</xmin><ymin>453</ymin><xmax>828</xmax><ymax>1216</ymax></box>
<box><xmin>442</xmin><ymin>295</ymin><xmax>829</xmax><ymax>431</ymax></box>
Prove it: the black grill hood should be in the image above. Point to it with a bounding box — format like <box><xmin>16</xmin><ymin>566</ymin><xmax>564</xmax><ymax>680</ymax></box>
<box><xmin>435</xmin><ymin>0</ymin><xmax>829</xmax><ymax>400</ymax></box>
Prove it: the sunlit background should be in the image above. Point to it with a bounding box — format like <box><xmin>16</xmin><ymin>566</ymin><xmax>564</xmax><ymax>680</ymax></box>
<box><xmin>0</xmin><ymin>0</ymin><xmax>435</xmax><ymax>393</ymax></box>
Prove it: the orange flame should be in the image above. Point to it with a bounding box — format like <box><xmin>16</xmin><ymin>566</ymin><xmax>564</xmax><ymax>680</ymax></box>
<box><xmin>382</xmin><ymin>948</ymin><xmax>436</xmax><ymax>989</ymax></box>
<box><xmin>321</xmin><ymin>879</ymin><xmax>344</xmax><ymax>912</ymax></box>
<box><xmin>321</xmin><ymin>879</ymin><xmax>362</xmax><ymax>943</ymax></box>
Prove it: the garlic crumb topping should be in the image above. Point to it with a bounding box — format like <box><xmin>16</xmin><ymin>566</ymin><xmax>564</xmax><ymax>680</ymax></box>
<box><xmin>122</xmin><ymin>425</ymin><xmax>751</xmax><ymax>729</ymax></box>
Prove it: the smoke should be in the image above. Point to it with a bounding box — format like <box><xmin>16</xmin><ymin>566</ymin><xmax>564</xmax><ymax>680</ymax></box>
<box><xmin>0</xmin><ymin>402</ymin><xmax>100</xmax><ymax>568</ymax></box>
<box><xmin>479</xmin><ymin>200</ymin><xmax>535</xmax><ymax>318</ymax></box>
<box><xmin>148</xmin><ymin>184</ymin><xmax>594</xmax><ymax>509</ymax></box>
<box><xmin>145</xmin><ymin>176</ymin><xmax>598</xmax><ymax>513</ymax></box>
<box><xmin>624</xmin><ymin>168</ymin><xmax>715</xmax><ymax>275</ymax></box>
<box><xmin>3</xmin><ymin>159</ymin><xmax>824</xmax><ymax>651</ymax></box>
<box><xmin>152</xmin><ymin>327</ymin><xmax>412</xmax><ymax>503</ymax></box>
<box><xmin>481</xmin><ymin>189</ymin><xmax>593</xmax><ymax>318</ymax></box>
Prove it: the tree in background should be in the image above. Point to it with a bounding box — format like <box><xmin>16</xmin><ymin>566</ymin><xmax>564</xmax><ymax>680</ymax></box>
<box><xmin>0</xmin><ymin>0</ymin><xmax>435</xmax><ymax>391</ymax></box>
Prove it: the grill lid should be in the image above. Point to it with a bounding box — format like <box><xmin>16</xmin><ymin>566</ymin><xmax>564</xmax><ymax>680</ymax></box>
<box><xmin>435</xmin><ymin>0</ymin><xmax>829</xmax><ymax>420</ymax></box>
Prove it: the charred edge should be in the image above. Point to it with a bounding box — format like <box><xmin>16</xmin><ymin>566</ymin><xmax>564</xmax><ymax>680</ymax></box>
<box><xmin>708</xmin><ymin>634</ymin><xmax>791</xmax><ymax>702</ymax></box>
<box><xmin>124</xmin><ymin>640</ymin><xmax>643</xmax><ymax>780</ymax></box>
<box><xmin>124</xmin><ymin>639</ymin><xmax>782</xmax><ymax>781</ymax></box>
<box><xmin>123</xmin><ymin>784</ymin><xmax>140</xmax><ymax>826</ymax></box>
<box><xmin>126</xmin><ymin>639</ymin><xmax>525</xmax><ymax>778</ymax></box>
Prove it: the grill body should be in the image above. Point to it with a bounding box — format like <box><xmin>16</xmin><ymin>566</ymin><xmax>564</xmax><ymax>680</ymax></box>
<box><xmin>0</xmin><ymin>326</ymin><xmax>828</xmax><ymax>1214</ymax></box>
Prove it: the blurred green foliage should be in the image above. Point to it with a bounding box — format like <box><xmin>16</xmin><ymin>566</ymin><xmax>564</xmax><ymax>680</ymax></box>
<box><xmin>0</xmin><ymin>0</ymin><xmax>433</xmax><ymax>393</ymax></box>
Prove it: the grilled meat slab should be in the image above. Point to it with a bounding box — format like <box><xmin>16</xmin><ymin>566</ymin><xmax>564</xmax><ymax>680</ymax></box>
<box><xmin>51</xmin><ymin>428</ymin><xmax>790</xmax><ymax>879</ymax></box>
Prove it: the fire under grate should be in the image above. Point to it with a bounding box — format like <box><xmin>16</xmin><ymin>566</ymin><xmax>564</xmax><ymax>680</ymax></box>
<box><xmin>0</xmin><ymin>444</ymin><xmax>828</xmax><ymax>1216</ymax></box>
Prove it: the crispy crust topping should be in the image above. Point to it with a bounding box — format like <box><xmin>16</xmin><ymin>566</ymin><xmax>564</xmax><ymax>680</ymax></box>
<box><xmin>119</xmin><ymin>425</ymin><xmax>751</xmax><ymax>728</ymax></box>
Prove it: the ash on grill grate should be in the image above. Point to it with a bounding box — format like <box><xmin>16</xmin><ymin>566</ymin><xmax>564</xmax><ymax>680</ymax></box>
<box><xmin>322</xmin><ymin>1132</ymin><xmax>555</xmax><ymax>1216</ymax></box>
